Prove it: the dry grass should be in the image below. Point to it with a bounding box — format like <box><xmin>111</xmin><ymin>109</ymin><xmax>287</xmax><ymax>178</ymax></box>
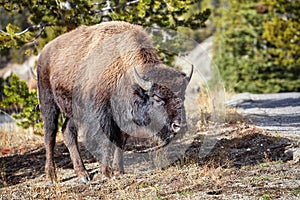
<box><xmin>1</xmin><ymin>158</ymin><xmax>299</xmax><ymax>199</ymax></box>
<box><xmin>1</xmin><ymin>90</ymin><xmax>299</xmax><ymax>199</ymax></box>
<box><xmin>0</xmin><ymin>128</ymin><xmax>43</xmax><ymax>156</ymax></box>
<box><xmin>195</xmin><ymin>89</ymin><xmax>246</xmax><ymax>132</ymax></box>
<box><xmin>0</xmin><ymin>162</ymin><xmax>228</xmax><ymax>199</ymax></box>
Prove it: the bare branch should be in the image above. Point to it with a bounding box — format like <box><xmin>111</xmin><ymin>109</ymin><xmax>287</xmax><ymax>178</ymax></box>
<box><xmin>93</xmin><ymin>0</ymin><xmax>139</xmax><ymax>13</ymax></box>
<box><xmin>123</xmin><ymin>0</ymin><xmax>139</xmax><ymax>7</ymax></box>
<box><xmin>0</xmin><ymin>30</ymin><xmax>10</xmax><ymax>36</ymax></box>
<box><xmin>0</xmin><ymin>24</ymin><xmax>52</xmax><ymax>37</ymax></box>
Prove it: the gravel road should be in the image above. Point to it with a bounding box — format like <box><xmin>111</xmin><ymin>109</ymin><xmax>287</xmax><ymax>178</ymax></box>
<box><xmin>227</xmin><ymin>92</ymin><xmax>300</xmax><ymax>137</ymax></box>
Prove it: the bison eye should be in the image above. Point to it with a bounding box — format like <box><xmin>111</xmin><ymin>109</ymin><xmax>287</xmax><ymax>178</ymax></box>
<box><xmin>153</xmin><ymin>95</ymin><xmax>165</xmax><ymax>105</ymax></box>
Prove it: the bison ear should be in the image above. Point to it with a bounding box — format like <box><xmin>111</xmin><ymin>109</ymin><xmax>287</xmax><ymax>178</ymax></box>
<box><xmin>131</xmin><ymin>85</ymin><xmax>151</xmax><ymax>126</ymax></box>
<box><xmin>133</xmin><ymin>67</ymin><xmax>152</xmax><ymax>91</ymax></box>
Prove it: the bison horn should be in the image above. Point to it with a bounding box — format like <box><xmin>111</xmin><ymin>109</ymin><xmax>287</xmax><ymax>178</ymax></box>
<box><xmin>133</xmin><ymin>67</ymin><xmax>152</xmax><ymax>91</ymax></box>
<box><xmin>186</xmin><ymin>64</ymin><xmax>194</xmax><ymax>82</ymax></box>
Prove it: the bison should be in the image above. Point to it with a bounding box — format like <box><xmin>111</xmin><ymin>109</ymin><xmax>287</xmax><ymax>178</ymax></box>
<box><xmin>37</xmin><ymin>21</ymin><xmax>193</xmax><ymax>183</ymax></box>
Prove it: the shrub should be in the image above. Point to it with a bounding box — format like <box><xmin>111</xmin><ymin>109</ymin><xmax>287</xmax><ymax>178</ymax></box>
<box><xmin>0</xmin><ymin>74</ymin><xmax>43</xmax><ymax>134</ymax></box>
<box><xmin>209</xmin><ymin>0</ymin><xmax>300</xmax><ymax>93</ymax></box>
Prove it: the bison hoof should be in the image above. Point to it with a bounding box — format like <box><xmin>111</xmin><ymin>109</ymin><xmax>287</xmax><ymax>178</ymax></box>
<box><xmin>79</xmin><ymin>176</ymin><xmax>90</xmax><ymax>183</ymax></box>
<box><xmin>113</xmin><ymin>170</ymin><xmax>124</xmax><ymax>177</ymax></box>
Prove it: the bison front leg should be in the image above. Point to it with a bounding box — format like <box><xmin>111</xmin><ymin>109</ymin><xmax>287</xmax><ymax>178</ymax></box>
<box><xmin>100</xmin><ymin>132</ymin><xmax>127</xmax><ymax>177</ymax></box>
<box><xmin>100</xmin><ymin>145</ymin><xmax>123</xmax><ymax>177</ymax></box>
<box><xmin>112</xmin><ymin>133</ymin><xmax>128</xmax><ymax>175</ymax></box>
<box><xmin>62</xmin><ymin>118</ymin><xmax>90</xmax><ymax>183</ymax></box>
<box><xmin>100</xmin><ymin>137</ymin><xmax>113</xmax><ymax>177</ymax></box>
<box><xmin>112</xmin><ymin>147</ymin><xmax>124</xmax><ymax>175</ymax></box>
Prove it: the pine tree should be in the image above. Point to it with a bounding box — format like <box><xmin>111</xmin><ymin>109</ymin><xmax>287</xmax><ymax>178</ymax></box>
<box><xmin>208</xmin><ymin>0</ymin><xmax>300</xmax><ymax>93</ymax></box>
<box><xmin>261</xmin><ymin>0</ymin><xmax>300</xmax><ymax>92</ymax></box>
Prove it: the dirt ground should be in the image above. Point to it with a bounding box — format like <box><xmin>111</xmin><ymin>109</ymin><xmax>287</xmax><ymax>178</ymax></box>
<box><xmin>0</xmin><ymin>122</ymin><xmax>299</xmax><ymax>199</ymax></box>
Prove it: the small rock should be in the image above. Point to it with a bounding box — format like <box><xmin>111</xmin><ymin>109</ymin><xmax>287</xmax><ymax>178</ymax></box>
<box><xmin>293</xmin><ymin>148</ymin><xmax>300</xmax><ymax>163</ymax></box>
<box><xmin>285</xmin><ymin>148</ymin><xmax>300</xmax><ymax>163</ymax></box>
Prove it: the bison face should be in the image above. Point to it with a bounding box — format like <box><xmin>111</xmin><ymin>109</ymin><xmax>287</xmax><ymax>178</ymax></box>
<box><xmin>129</xmin><ymin>66</ymin><xmax>193</xmax><ymax>151</ymax></box>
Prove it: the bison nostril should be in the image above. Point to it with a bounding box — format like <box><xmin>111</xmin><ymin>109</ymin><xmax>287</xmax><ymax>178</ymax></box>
<box><xmin>171</xmin><ymin>122</ymin><xmax>181</xmax><ymax>133</ymax></box>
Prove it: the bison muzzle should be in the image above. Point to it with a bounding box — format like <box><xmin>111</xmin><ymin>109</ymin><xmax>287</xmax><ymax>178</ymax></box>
<box><xmin>37</xmin><ymin>21</ymin><xmax>193</xmax><ymax>183</ymax></box>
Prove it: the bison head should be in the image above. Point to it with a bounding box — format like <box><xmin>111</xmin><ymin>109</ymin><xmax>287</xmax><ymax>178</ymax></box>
<box><xmin>112</xmin><ymin>65</ymin><xmax>193</xmax><ymax>152</ymax></box>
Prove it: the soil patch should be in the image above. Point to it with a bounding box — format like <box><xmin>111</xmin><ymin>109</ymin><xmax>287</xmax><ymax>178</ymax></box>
<box><xmin>1</xmin><ymin>123</ymin><xmax>299</xmax><ymax>199</ymax></box>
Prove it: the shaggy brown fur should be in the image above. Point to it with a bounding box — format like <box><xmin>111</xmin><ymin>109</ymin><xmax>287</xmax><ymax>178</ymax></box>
<box><xmin>39</xmin><ymin>22</ymin><xmax>161</xmax><ymax>114</ymax></box>
<box><xmin>38</xmin><ymin>21</ymin><xmax>191</xmax><ymax>183</ymax></box>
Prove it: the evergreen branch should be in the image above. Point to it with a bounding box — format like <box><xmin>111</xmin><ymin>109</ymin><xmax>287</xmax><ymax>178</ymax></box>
<box><xmin>0</xmin><ymin>0</ymin><xmax>140</xmax><ymax>37</ymax></box>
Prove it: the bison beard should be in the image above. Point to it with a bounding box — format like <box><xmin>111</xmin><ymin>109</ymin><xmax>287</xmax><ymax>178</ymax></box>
<box><xmin>37</xmin><ymin>21</ymin><xmax>193</xmax><ymax>183</ymax></box>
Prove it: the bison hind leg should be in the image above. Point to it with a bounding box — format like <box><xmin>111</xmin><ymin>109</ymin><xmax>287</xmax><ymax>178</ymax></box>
<box><xmin>62</xmin><ymin>118</ymin><xmax>90</xmax><ymax>183</ymax></box>
<box><xmin>40</xmin><ymin>95</ymin><xmax>60</xmax><ymax>183</ymax></box>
